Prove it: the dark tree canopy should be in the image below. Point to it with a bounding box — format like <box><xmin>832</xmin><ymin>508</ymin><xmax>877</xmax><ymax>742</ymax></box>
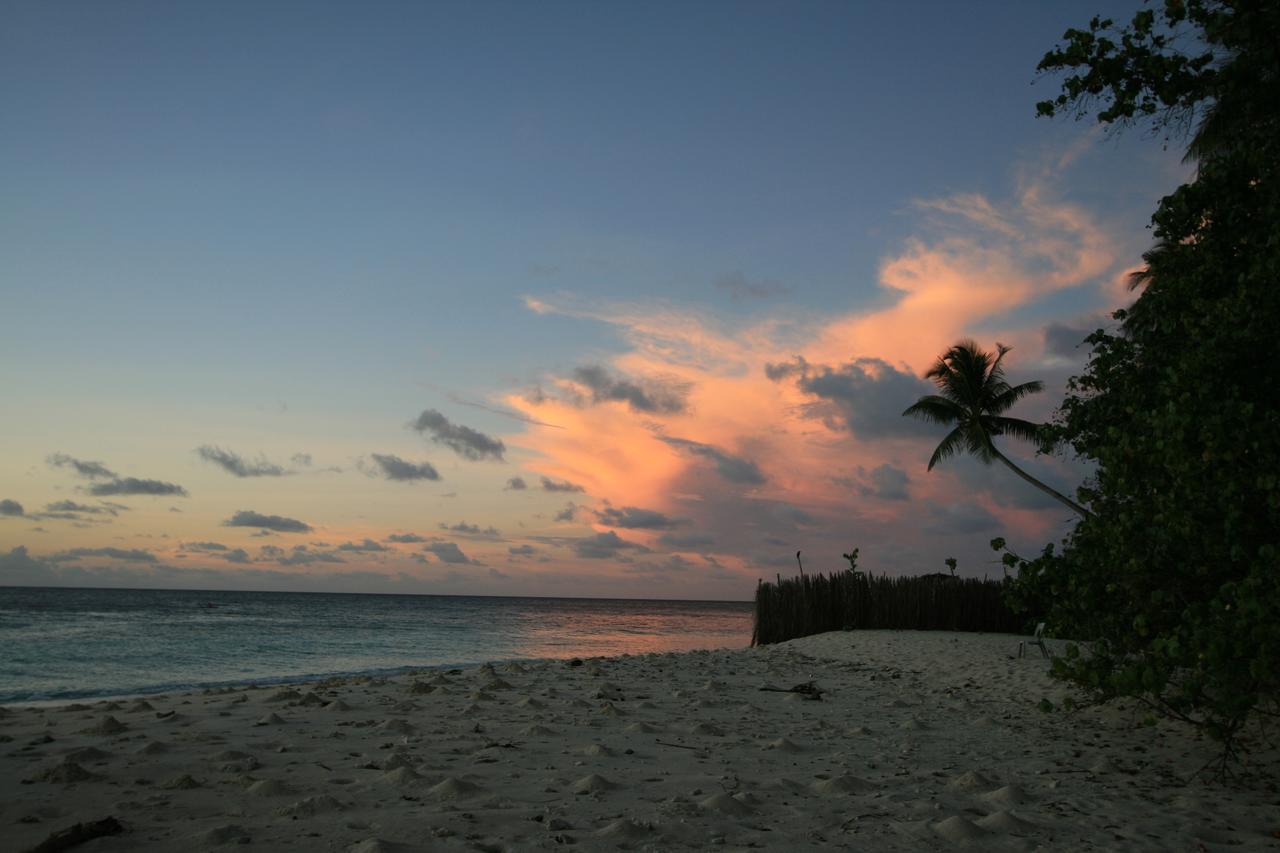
<box><xmin>1010</xmin><ymin>0</ymin><xmax>1280</xmax><ymax>758</ymax></box>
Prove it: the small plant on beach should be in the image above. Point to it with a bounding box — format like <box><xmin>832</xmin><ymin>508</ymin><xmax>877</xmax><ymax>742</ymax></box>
<box><xmin>902</xmin><ymin>340</ymin><xmax>1092</xmax><ymax>519</ymax></box>
<box><xmin>842</xmin><ymin>547</ymin><xmax>862</xmax><ymax>580</ymax></box>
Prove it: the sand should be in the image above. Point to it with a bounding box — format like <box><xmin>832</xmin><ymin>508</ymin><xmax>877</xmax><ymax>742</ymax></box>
<box><xmin>2</xmin><ymin>630</ymin><xmax>1276</xmax><ymax>852</ymax></box>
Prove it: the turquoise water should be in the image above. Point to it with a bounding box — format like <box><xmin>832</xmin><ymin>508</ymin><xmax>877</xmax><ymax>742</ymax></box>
<box><xmin>0</xmin><ymin>587</ymin><xmax>752</xmax><ymax>703</ymax></box>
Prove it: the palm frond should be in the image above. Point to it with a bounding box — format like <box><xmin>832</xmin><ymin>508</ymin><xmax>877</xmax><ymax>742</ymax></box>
<box><xmin>927</xmin><ymin>426</ymin><xmax>969</xmax><ymax>471</ymax></box>
<box><xmin>988</xmin><ymin>379</ymin><xmax>1044</xmax><ymax>414</ymax></box>
<box><xmin>988</xmin><ymin>416</ymin><xmax>1043</xmax><ymax>445</ymax></box>
<box><xmin>983</xmin><ymin>342</ymin><xmax>1013</xmax><ymax>397</ymax></box>
<box><xmin>902</xmin><ymin>395</ymin><xmax>964</xmax><ymax>425</ymax></box>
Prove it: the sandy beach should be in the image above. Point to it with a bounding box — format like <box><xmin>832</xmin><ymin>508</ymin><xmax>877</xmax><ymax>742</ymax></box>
<box><xmin>2</xmin><ymin>629</ymin><xmax>1276</xmax><ymax>852</ymax></box>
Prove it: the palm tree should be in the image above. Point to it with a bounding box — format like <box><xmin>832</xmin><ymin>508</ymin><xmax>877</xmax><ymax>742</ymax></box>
<box><xmin>903</xmin><ymin>340</ymin><xmax>1093</xmax><ymax>519</ymax></box>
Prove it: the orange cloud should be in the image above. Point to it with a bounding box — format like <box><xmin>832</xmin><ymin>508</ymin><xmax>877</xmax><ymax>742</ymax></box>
<box><xmin>503</xmin><ymin>176</ymin><xmax>1121</xmax><ymax>579</ymax></box>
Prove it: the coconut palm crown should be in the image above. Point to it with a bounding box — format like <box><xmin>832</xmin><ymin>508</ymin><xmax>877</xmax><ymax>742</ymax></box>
<box><xmin>903</xmin><ymin>340</ymin><xmax>1093</xmax><ymax>519</ymax></box>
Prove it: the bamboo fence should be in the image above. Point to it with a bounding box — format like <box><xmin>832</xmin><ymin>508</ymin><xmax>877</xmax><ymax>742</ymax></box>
<box><xmin>751</xmin><ymin>570</ymin><xmax>1024</xmax><ymax>646</ymax></box>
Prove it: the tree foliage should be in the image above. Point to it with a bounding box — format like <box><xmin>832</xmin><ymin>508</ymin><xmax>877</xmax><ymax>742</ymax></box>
<box><xmin>1019</xmin><ymin>0</ymin><xmax>1280</xmax><ymax>757</ymax></box>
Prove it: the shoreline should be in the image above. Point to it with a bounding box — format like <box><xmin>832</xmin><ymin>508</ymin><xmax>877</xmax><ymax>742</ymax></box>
<box><xmin>0</xmin><ymin>651</ymin><xmax>716</xmax><ymax>710</ymax></box>
<box><xmin>2</xmin><ymin>629</ymin><xmax>1275</xmax><ymax>851</ymax></box>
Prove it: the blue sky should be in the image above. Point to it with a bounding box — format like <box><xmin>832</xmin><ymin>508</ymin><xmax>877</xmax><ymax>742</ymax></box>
<box><xmin>1</xmin><ymin>1</ymin><xmax>1182</xmax><ymax>598</ymax></box>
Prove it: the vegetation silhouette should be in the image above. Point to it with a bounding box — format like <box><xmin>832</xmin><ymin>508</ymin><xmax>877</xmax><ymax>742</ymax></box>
<box><xmin>902</xmin><ymin>340</ymin><xmax>1091</xmax><ymax>518</ymax></box>
<box><xmin>1007</xmin><ymin>0</ymin><xmax>1279</xmax><ymax>772</ymax></box>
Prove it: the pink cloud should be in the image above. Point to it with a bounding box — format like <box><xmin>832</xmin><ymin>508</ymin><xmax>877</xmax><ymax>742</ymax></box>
<box><xmin>496</xmin><ymin>174</ymin><xmax>1128</xmax><ymax>587</ymax></box>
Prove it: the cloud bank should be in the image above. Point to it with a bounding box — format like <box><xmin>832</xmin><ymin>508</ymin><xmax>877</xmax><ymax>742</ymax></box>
<box><xmin>223</xmin><ymin>511</ymin><xmax>313</xmax><ymax>533</ymax></box>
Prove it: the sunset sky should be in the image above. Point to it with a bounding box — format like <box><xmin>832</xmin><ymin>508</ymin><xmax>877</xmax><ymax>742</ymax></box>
<box><xmin>1</xmin><ymin>1</ymin><xmax>1183</xmax><ymax>599</ymax></box>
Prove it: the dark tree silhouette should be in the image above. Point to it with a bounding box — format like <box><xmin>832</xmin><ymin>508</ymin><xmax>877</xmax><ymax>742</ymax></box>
<box><xmin>903</xmin><ymin>340</ymin><xmax>1092</xmax><ymax>518</ymax></box>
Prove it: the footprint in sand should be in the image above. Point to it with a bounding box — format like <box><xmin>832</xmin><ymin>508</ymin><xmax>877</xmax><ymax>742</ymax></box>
<box><xmin>245</xmin><ymin>778</ymin><xmax>294</xmax><ymax>797</ymax></box>
<box><xmin>161</xmin><ymin>774</ymin><xmax>204</xmax><ymax>790</ymax></box>
<box><xmin>700</xmin><ymin>792</ymin><xmax>754</xmax><ymax>815</ymax></box>
<box><xmin>763</xmin><ymin>737</ymin><xmax>802</xmax><ymax>752</ymax></box>
<box><xmin>572</xmin><ymin>773</ymin><xmax>615</xmax><ymax>794</ymax></box>
<box><xmin>810</xmin><ymin>775</ymin><xmax>876</xmax><ymax>796</ymax></box>
<box><xmin>194</xmin><ymin>824</ymin><xmax>251</xmax><ymax>846</ymax></box>
<box><xmin>976</xmin><ymin>810</ymin><xmax>1039</xmax><ymax>834</ymax></box>
<box><xmin>932</xmin><ymin>814</ymin><xmax>992</xmax><ymax>843</ymax></box>
<box><xmin>210</xmin><ymin>750</ymin><xmax>260</xmax><ymax>773</ymax></box>
<box><xmin>428</xmin><ymin>776</ymin><xmax>485</xmax><ymax>799</ymax></box>
<box><xmin>947</xmin><ymin>769</ymin><xmax>995</xmax><ymax>792</ymax></box>
<box><xmin>276</xmin><ymin>795</ymin><xmax>347</xmax><ymax>817</ymax></box>
<box><xmin>31</xmin><ymin>760</ymin><xmax>103</xmax><ymax>784</ymax></box>
<box><xmin>595</xmin><ymin>818</ymin><xmax>656</xmax><ymax>840</ymax></box>
<box><xmin>80</xmin><ymin>715</ymin><xmax>127</xmax><ymax>736</ymax></box>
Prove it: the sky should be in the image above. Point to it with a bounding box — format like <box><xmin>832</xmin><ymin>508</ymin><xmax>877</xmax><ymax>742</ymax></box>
<box><xmin>0</xmin><ymin>1</ymin><xmax>1185</xmax><ymax>600</ymax></box>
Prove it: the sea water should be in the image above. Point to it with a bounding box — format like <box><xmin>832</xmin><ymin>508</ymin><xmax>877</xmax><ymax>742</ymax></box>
<box><xmin>0</xmin><ymin>587</ymin><xmax>752</xmax><ymax>703</ymax></box>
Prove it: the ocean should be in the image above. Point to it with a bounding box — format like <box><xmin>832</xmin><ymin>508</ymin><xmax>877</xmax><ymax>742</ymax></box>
<box><xmin>0</xmin><ymin>587</ymin><xmax>753</xmax><ymax>704</ymax></box>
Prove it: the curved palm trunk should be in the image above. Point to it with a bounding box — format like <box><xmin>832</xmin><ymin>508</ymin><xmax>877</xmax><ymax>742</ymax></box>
<box><xmin>991</xmin><ymin>448</ymin><xmax>1094</xmax><ymax>519</ymax></box>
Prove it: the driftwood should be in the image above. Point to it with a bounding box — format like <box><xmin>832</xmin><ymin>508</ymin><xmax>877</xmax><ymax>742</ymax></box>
<box><xmin>759</xmin><ymin>681</ymin><xmax>824</xmax><ymax>700</ymax></box>
<box><xmin>24</xmin><ymin>817</ymin><xmax>124</xmax><ymax>853</ymax></box>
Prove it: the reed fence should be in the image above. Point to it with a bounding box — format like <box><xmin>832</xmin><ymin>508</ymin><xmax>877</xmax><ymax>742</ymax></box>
<box><xmin>751</xmin><ymin>570</ymin><xmax>1024</xmax><ymax>646</ymax></box>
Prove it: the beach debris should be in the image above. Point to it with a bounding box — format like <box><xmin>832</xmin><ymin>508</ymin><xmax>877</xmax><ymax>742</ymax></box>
<box><xmin>255</xmin><ymin>713</ymin><xmax>286</xmax><ymax>727</ymax></box>
<box><xmin>759</xmin><ymin>681</ymin><xmax>824</xmax><ymax>700</ymax></box>
<box><xmin>23</xmin><ymin>815</ymin><xmax>123</xmax><ymax>853</ymax></box>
